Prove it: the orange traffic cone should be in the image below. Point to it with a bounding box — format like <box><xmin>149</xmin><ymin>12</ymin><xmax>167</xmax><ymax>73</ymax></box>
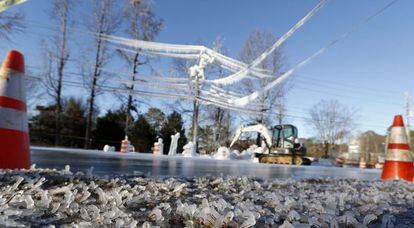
<box><xmin>0</xmin><ymin>50</ymin><xmax>30</xmax><ymax>169</ymax></box>
<box><xmin>120</xmin><ymin>136</ymin><xmax>129</xmax><ymax>153</ymax></box>
<box><xmin>381</xmin><ymin>115</ymin><xmax>414</xmax><ymax>181</ymax></box>
<box><xmin>359</xmin><ymin>157</ymin><xmax>366</xmax><ymax>169</ymax></box>
<box><xmin>153</xmin><ymin>138</ymin><xmax>163</xmax><ymax>155</ymax></box>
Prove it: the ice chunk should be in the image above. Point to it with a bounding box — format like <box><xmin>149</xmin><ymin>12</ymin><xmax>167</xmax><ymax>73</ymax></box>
<box><xmin>240</xmin><ymin>211</ymin><xmax>256</xmax><ymax>228</ymax></box>
<box><xmin>381</xmin><ymin>214</ymin><xmax>395</xmax><ymax>228</ymax></box>
<box><xmin>287</xmin><ymin>210</ymin><xmax>301</xmax><ymax>222</ymax></box>
<box><xmin>279</xmin><ymin>220</ymin><xmax>294</xmax><ymax>228</ymax></box>
<box><xmin>212</xmin><ymin>147</ymin><xmax>230</xmax><ymax>160</ymax></box>
<box><xmin>172</xmin><ymin>183</ymin><xmax>186</xmax><ymax>196</ymax></box>
<box><xmin>9</xmin><ymin>195</ymin><xmax>34</xmax><ymax>209</ymax></box>
<box><xmin>148</xmin><ymin>208</ymin><xmax>164</xmax><ymax>222</ymax></box>
<box><xmin>64</xmin><ymin>165</ymin><xmax>71</xmax><ymax>173</ymax></box>
<box><xmin>338</xmin><ymin>211</ymin><xmax>359</xmax><ymax>226</ymax></box>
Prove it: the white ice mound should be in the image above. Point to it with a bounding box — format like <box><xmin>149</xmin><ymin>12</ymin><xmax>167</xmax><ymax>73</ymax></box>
<box><xmin>212</xmin><ymin>147</ymin><xmax>231</xmax><ymax>160</ymax></box>
<box><xmin>182</xmin><ymin>142</ymin><xmax>195</xmax><ymax>157</ymax></box>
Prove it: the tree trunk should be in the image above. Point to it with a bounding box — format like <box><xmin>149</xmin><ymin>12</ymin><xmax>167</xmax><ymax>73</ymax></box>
<box><xmin>54</xmin><ymin>3</ymin><xmax>69</xmax><ymax>146</ymax></box>
<box><xmin>84</xmin><ymin>1</ymin><xmax>109</xmax><ymax>149</ymax></box>
<box><xmin>84</xmin><ymin>33</ymin><xmax>103</xmax><ymax>148</ymax></box>
<box><xmin>213</xmin><ymin>107</ymin><xmax>223</xmax><ymax>146</ymax></box>
<box><xmin>125</xmin><ymin>52</ymin><xmax>139</xmax><ymax>136</ymax></box>
<box><xmin>324</xmin><ymin>141</ymin><xmax>330</xmax><ymax>158</ymax></box>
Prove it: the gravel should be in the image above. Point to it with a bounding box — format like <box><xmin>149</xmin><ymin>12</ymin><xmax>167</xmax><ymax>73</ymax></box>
<box><xmin>0</xmin><ymin>165</ymin><xmax>413</xmax><ymax>227</ymax></box>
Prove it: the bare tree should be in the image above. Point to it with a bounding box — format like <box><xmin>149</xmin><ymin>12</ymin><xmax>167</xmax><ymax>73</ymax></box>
<box><xmin>307</xmin><ymin>99</ymin><xmax>357</xmax><ymax>158</ymax></box>
<box><xmin>169</xmin><ymin>44</ymin><xmax>199</xmax><ymax>143</ymax></box>
<box><xmin>25</xmin><ymin>72</ymin><xmax>44</xmax><ymax>117</ymax></box>
<box><xmin>202</xmin><ymin>37</ymin><xmax>233</xmax><ymax>149</ymax></box>
<box><xmin>41</xmin><ymin>0</ymin><xmax>77</xmax><ymax>146</ymax></box>
<box><xmin>84</xmin><ymin>0</ymin><xmax>120</xmax><ymax>148</ymax></box>
<box><xmin>239</xmin><ymin>30</ymin><xmax>288</xmax><ymax>143</ymax></box>
<box><xmin>119</xmin><ymin>0</ymin><xmax>162</xmax><ymax>136</ymax></box>
<box><xmin>0</xmin><ymin>11</ymin><xmax>24</xmax><ymax>41</ymax></box>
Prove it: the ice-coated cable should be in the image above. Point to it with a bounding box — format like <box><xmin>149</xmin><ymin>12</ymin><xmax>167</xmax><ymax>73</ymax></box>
<box><xmin>27</xmin><ymin>75</ymin><xmax>193</xmax><ymax>101</ymax></box>
<box><xmin>97</xmin><ymin>67</ymin><xmax>190</xmax><ymax>83</ymax></box>
<box><xmin>207</xmin><ymin>0</ymin><xmax>327</xmax><ymax>85</ymax></box>
<box><xmin>230</xmin><ymin>0</ymin><xmax>400</xmax><ymax>107</ymax></box>
<box><xmin>115</xmin><ymin>46</ymin><xmax>201</xmax><ymax>59</ymax></box>
<box><xmin>197</xmin><ymin>96</ymin><xmax>263</xmax><ymax>116</ymax></box>
<box><xmin>100</xmin><ymin>34</ymin><xmax>205</xmax><ymax>54</ymax></box>
<box><xmin>102</xmin><ymin>34</ymin><xmax>274</xmax><ymax>79</ymax></box>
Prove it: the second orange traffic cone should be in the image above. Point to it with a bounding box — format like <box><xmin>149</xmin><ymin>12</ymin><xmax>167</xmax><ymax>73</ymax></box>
<box><xmin>0</xmin><ymin>50</ymin><xmax>30</xmax><ymax>169</ymax></box>
<box><xmin>381</xmin><ymin>115</ymin><xmax>414</xmax><ymax>182</ymax></box>
<box><xmin>120</xmin><ymin>136</ymin><xmax>130</xmax><ymax>153</ymax></box>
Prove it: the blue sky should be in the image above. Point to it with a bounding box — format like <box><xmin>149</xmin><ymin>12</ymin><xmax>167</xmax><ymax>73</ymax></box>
<box><xmin>1</xmin><ymin>0</ymin><xmax>413</xmax><ymax>138</ymax></box>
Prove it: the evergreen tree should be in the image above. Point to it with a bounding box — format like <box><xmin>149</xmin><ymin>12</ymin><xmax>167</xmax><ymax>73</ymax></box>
<box><xmin>144</xmin><ymin>108</ymin><xmax>166</xmax><ymax>135</ymax></box>
<box><xmin>30</xmin><ymin>105</ymin><xmax>57</xmax><ymax>146</ymax></box>
<box><xmin>160</xmin><ymin>111</ymin><xmax>187</xmax><ymax>154</ymax></box>
<box><xmin>92</xmin><ymin>109</ymin><xmax>126</xmax><ymax>150</ymax></box>
<box><xmin>30</xmin><ymin>97</ymin><xmax>87</xmax><ymax>147</ymax></box>
<box><xmin>130</xmin><ymin>115</ymin><xmax>156</xmax><ymax>153</ymax></box>
<box><xmin>198</xmin><ymin>125</ymin><xmax>215</xmax><ymax>154</ymax></box>
<box><xmin>60</xmin><ymin>98</ymin><xmax>87</xmax><ymax>147</ymax></box>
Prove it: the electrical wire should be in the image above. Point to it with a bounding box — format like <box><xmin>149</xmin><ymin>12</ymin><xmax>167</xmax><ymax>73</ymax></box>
<box><xmin>206</xmin><ymin>0</ymin><xmax>327</xmax><ymax>85</ymax></box>
<box><xmin>229</xmin><ymin>0</ymin><xmax>401</xmax><ymax>107</ymax></box>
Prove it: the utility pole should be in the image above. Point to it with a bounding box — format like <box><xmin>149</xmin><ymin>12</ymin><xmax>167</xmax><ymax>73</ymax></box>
<box><xmin>189</xmin><ymin>53</ymin><xmax>213</xmax><ymax>155</ymax></box>
<box><xmin>191</xmin><ymin>80</ymin><xmax>200</xmax><ymax>154</ymax></box>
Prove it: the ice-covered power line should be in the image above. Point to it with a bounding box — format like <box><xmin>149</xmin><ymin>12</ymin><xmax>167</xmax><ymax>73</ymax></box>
<box><xmin>23</xmin><ymin>0</ymin><xmax>401</xmax><ymax>116</ymax></box>
<box><xmin>295</xmin><ymin>74</ymin><xmax>401</xmax><ymax>95</ymax></box>
<box><xmin>0</xmin><ymin>0</ymin><xmax>28</xmax><ymax>12</ymax></box>
<box><xmin>102</xmin><ymin>34</ymin><xmax>273</xmax><ymax>79</ymax></box>
<box><xmin>293</xmin><ymin>78</ymin><xmax>403</xmax><ymax>101</ymax></box>
<box><xmin>27</xmin><ymin>75</ymin><xmax>195</xmax><ymax>101</ymax></box>
<box><xmin>228</xmin><ymin>0</ymin><xmax>400</xmax><ymax>107</ymax></box>
<box><xmin>27</xmin><ymin>65</ymin><xmax>191</xmax><ymax>84</ymax></box>
<box><xmin>206</xmin><ymin>0</ymin><xmax>327</xmax><ymax>85</ymax></box>
<box><xmin>293</xmin><ymin>85</ymin><xmax>402</xmax><ymax>107</ymax></box>
<box><xmin>26</xmin><ymin>75</ymin><xmax>390</xmax><ymax>130</ymax></box>
<box><xmin>27</xmin><ymin>74</ymin><xmax>267</xmax><ymax>116</ymax></box>
<box><xmin>20</xmin><ymin>1</ymin><xmax>327</xmax><ymax>111</ymax></box>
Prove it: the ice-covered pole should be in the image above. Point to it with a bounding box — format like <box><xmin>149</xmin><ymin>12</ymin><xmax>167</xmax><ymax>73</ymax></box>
<box><xmin>189</xmin><ymin>52</ymin><xmax>214</xmax><ymax>154</ymax></box>
<box><xmin>191</xmin><ymin>80</ymin><xmax>200</xmax><ymax>155</ymax></box>
<box><xmin>168</xmin><ymin>133</ymin><xmax>180</xmax><ymax>156</ymax></box>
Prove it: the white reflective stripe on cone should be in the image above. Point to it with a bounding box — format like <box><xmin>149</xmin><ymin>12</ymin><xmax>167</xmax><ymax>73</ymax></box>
<box><xmin>389</xmin><ymin>127</ymin><xmax>409</xmax><ymax>144</ymax></box>
<box><xmin>386</xmin><ymin>149</ymin><xmax>413</xmax><ymax>162</ymax></box>
<box><xmin>0</xmin><ymin>106</ymin><xmax>28</xmax><ymax>132</ymax></box>
<box><xmin>0</xmin><ymin>69</ymin><xmax>26</xmax><ymax>102</ymax></box>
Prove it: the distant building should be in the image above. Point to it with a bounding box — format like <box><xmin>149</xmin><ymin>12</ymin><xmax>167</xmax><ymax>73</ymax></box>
<box><xmin>341</xmin><ymin>138</ymin><xmax>360</xmax><ymax>164</ymax></box>
<box><xmin>358</xmin><ymin>131</ymin><xmax>386</xmax><ymax>165</ymax></box>
<box><xmin>339</xmin><ymin>131</ymin><xmax>387</xmax><ymax>167</ymax></box>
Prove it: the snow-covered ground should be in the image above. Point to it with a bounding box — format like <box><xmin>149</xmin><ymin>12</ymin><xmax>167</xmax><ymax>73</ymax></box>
<box><xmin>1</xmin><ymin>166</ymin><xmax>413</xmax><ymax>227</ymax></box>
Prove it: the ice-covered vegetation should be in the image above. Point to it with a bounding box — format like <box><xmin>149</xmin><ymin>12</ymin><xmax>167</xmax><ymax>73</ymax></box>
<box><xmin>0</xmin><ymin>165</ymin><xmax>413</xmax><ymax>227</ymax></box>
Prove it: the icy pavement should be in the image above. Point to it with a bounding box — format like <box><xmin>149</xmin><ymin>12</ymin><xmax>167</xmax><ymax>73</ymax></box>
<box><xmin>31</xmin><ymin>147</ymin><xmax>381</xmax><ymax>180</ymax></box>
<box><xmin>1</xmin><ymin>166</ymin><xmax>413</xmax><ymax>227</ymax></box>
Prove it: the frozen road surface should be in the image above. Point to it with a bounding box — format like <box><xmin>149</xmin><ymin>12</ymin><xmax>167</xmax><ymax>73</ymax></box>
<box><xmin>31</xmin><ymin>146</ymin><xmax>381</xmax><ymax>180</ymax></box>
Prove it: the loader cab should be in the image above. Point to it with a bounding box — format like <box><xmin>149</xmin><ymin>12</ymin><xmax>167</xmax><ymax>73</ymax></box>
<box><xmin>271</xmin><ymin>124</ymin><xmax>298</xmax><ymax>149</ymax></box>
